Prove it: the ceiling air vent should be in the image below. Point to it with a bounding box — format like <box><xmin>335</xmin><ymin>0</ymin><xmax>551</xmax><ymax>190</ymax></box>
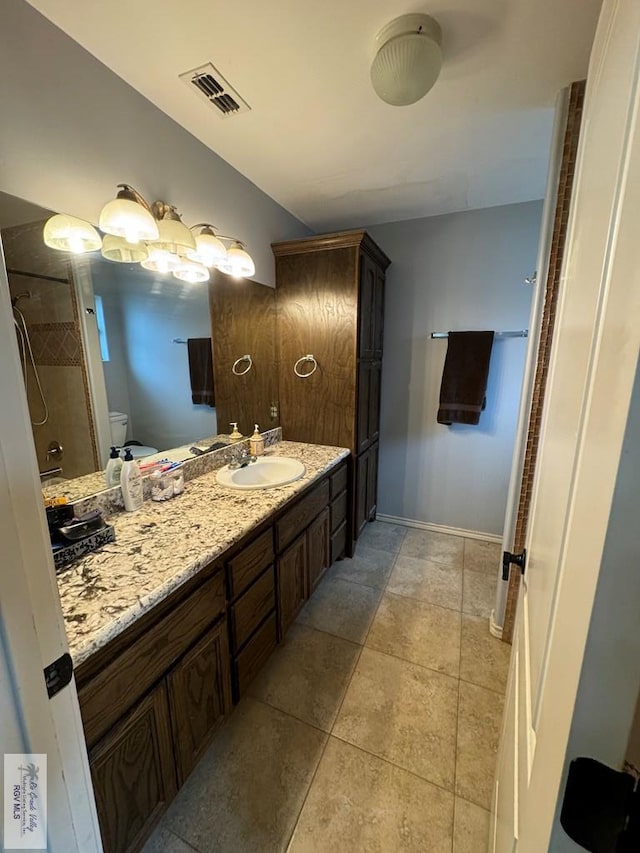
<box><xmin>179</xmin><ymin>63</ymin><xmax>250</xmax><ymax>118</ymax></box>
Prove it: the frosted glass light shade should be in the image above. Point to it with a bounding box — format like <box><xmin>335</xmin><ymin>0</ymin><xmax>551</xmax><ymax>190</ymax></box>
<box><xmin>187</xmin><ymin>230</ymin><xmax>227</xmax><ymax>267</ymax></box>
<box><xmin>371</xmin><ymin>14</ymin><xmax>442</xmax><ymax>106</ymax></box>
<box><xmin>149</xmin><ymin>217</ymin><xmax>196</xmax><ymax>256</ymax></box>
<box><xmin>173</xmin><ymin>259</ymin><xmax>210</xmax><ymax>283</ymax></box>
<box><xmin>101</xmin><ymin>234</ymin><xmax>149</xmax><ymax>263</ymax></box>
<box><xmin>218</xmin><ymin>242</ymin><xmax>255</xmax><ymax>278</ymax></box>
<box><xmin>140</xmin><ymin>245</ymin><xmax>183</xmax><ymax>274</ymax></box>
<box><xmin>43</xmin><ymin>214</ymin><xmax>102</xmax><ymax>254</ymax></box>
<box><xmin>99</xmin><ymin>197</ymin><xmax>159</xmax><ymax>243</ymax></box>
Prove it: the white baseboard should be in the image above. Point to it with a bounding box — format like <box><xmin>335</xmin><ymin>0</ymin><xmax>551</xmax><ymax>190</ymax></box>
<box><xmin>375</xmin><ymin>514</ymin><xmax>503</xmax><ymax>544</ymax></box>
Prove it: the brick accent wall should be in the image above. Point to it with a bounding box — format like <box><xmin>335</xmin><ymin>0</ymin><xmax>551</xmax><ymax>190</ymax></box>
<box><xmin>502</xmin><ymin>81</ymin><xmax>586</xmax><ymax>644</ymax></box>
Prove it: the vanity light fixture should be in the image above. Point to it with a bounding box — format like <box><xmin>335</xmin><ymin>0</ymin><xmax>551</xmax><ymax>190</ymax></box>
<box><xmin>42</xmin><ymin>183</ymin><xmax>256</xmax><ymax>280</ymax></box>
<box><xmin>218</xmin><ymin>241</ymin><xmax>256</xmax><ymax>278</ymax></box>
<box><xmin>188</xmin><ymin>224</ymin><xmax>228</xmax><ymax>267</ymax></box>
<box><xmin>98</xmin><ymin>184</ymin><xmax>159</xmax><ymax>243</ymax></box>
<box><xmin>43</xmin><ymin>213</ymin><xmax>102</xmax><ymax>254</ymax></box>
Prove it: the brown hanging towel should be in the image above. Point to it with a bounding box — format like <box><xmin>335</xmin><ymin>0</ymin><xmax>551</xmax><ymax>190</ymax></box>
<box><xmin>437</xmin><ymin>331</ymin><xmax>495</xmax><ymax>425</ymax></box>
<box><xmin>187</xmin><ymin>338</ymin><xmax>215</xmax><ymax>406</ymax></box>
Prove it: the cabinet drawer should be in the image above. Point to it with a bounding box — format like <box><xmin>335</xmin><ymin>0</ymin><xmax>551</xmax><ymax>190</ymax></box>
<box><xmin>330</xmin><ymin>464</ymin><xmax>348</xmax><ymax>498</ymax></box>
<box><xmin>79</xmin><ymin>570</ymin><xmax>226</xmax><ymax>748</ymax></box>
<box><xmin>227</xmin><ymin>528</ymin><xmax>274</xmax><ymax>600</ymax></box>
<box><xmin>331</xmin><ymin>521</ymin><xmax>347</xmax><ymax>564</ymax></box>
<box><xmin>234</xmin><ymin>611</ymin><xmax>278</xmax><ymax>699</ymax></box>
<box><xmin>230</xmin><ymin>565</ymin><xmax>276</xmax><ymax>652</ymax></box>
<box><xmin>331</xmin><ymin>490</ymin><xmax>348</xmax><ymax>533</ymax></box>
<box><xmin>276</xmin><ymin>479</ymin><xmax>330</xmax><ymax>551</ymax></box>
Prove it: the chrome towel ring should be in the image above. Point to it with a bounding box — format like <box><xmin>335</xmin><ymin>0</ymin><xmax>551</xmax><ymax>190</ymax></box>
<box><xmin>294</xmin><ymin>354</ymin><xmax>318</xmax><ymax>378</ymax></box>
<box><xmin>232</xmin><ymin>354</ymin><xmax>253</xmax><ymax>376</ymax></box>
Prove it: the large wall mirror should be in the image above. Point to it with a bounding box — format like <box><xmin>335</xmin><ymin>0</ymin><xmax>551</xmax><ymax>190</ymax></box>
<box><xmin>0</xmin><ymin>190</ymin><xmax>279</xmax><ymax>499</ymax></box>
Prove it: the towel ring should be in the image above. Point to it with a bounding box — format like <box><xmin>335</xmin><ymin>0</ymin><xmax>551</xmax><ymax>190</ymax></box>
<box><xmin>232</xmin><ymin>354</ymin><xmax>253</xmax><ymax>376</ymax></box>
<box><xmin>294</xmin><ymin>354</ymin><xmax>318</xmax><ymax>378</ymax></box>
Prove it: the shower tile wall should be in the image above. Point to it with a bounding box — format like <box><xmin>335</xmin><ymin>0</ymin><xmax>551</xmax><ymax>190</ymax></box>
<box><xmin>3</xmin><ymin>219</ymin><xmax>97</xmax><ymax>479</ymax></box>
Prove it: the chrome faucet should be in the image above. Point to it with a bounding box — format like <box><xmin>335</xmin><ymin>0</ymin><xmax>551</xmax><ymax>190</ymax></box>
<box><xmin>229</xmin><ymin>449</ymin><xmax>257</xmax><ymax>469</ymax></box>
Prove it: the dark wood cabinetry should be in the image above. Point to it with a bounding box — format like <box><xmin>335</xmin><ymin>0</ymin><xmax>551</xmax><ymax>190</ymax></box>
<box><xmin>80</xmin><ymin>458</ymin><xmax>348</xmax><ymax>852</ymax></box>
<box><xmin>272</xmin><ymin>231</ymin><xmax>389</xmax><ymax>550</ymax></box>
<box><xmin>89</xmin><ymin>684</ymin><xmax>177</xmax><ymax>853</ymax></box>
<box><xmin>167</xmin><ymin>622</ymin><xmax>231</xmax><ymax>786</ymax></box>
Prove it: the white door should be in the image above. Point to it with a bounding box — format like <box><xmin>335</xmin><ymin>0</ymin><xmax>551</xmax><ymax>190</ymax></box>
<box><xmin>493</xmin><ymin>1</ymin><xmax>640</xmax><ymax>851</ymax></box>
<box><xmin>0</xmin><ymin>240</ymin><xmax>102</xmax><ymax>849</ymax></box>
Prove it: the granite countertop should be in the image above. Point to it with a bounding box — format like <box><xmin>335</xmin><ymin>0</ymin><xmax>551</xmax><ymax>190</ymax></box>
<box><xmin>57</xmin><ymin>441</ymin><xmax>349</xmax><ymax>668</ymax></box>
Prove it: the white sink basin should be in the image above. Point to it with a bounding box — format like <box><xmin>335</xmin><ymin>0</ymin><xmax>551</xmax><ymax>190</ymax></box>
<box><xmin>216</xmin><ymin>456</ymin><xmax>306</xmax><ymax>490</ymax></box>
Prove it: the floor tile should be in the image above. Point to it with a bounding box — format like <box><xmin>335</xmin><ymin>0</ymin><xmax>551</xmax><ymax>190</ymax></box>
<box><xmin>387</xmin><ymin>554</ymin><xmax>463</xmax><ymax>611</ymax></box>
<box><xmin>297</xmin><ymin>577</ymin><xmax>382</xmax><ymax>644</ymax></box>
<box><xmin>367</xmin><ymin>592</ymin><xmax>461</xmax><ymax>677</ymax></box>
<box><xmin>163</xmin><ymin>697</ymin><xmax>326</xmax><ymax>853</ymax></box>
<box><xmin>142</xmin><ymin>826</ymin><xmax>198</xmax><ymax>853</ymax></box>
<box><xmin>400</xmin><ymin>528</ymin><xmax>465</xmax><ymax>567</ymax></box>
<box><xmin>456</xmin><ymin>681</ymin><xmax>504</xmax><ymax>810</ymax></box>
<box><xmin>357</xmin><ymin>520</ymin><xmax>407</xmax><ymax>554</ymax></box>
<box><xmin>464</xmin><ymin>539</ymin><xmax>502</xmax><ymax>575</ymax></box>
<box><xmin>462</xmin><ymin>569</ymin><xmax>496</xmax><ymax>619</ymax></box>
<box><xmin>288</xmin><ymin>738</ymin><xmax>454</xmax><ymax>853</ymax></box>
<box><xmin>453</xmin><ymin>797</ymin><xmax>491</xmax><ymax>853</ymax></box>
<box><xmin>248</xmin><ymin>623</ymin><xmax>360</xmax><ymax>731</ymax></box>
<box><xmin>460</xmin><ymin>614</ymin><xmax>511</xmax><ymax>693</ymax></box>
<box><xmin>333</xmin><ymin>647</ymin><xmax>458</xmax><ymax>790</ymax></box>
<box><xmin>327</xmin><ymin>544</ymin><xmax>396</xmax><ymax>590</ymax></box>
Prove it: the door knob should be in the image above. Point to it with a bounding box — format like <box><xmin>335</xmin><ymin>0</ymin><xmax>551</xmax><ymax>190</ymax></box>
<box><xmin>502</xmin><ymin>549</ymin><xmax>527</xmax><ymax>581</ymax></box>
<box><xmin>46</xmin><ymin>440</ymin><xmax>64</xmax><ymax>462</ymax></box>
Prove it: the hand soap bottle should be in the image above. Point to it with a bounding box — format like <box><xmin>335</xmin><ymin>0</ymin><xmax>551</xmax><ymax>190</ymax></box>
<box><xmin>249</xmin><ymin>424</ymin><xmax>265</xmax><ymax>456</ymax></box>
<box><xmin>229</xmin><ymin>422</ymin><xmax>243</xmax><ymax>441</ymax></box>
<box><xmin>120</xmin><ymin>448</ymin><xmax>143</xmax><ymax>511</ymax></box>
<box><xmin>104</xmin><ymin>446</ymin><xmax>123</xmax><ymax>487</ymax></box>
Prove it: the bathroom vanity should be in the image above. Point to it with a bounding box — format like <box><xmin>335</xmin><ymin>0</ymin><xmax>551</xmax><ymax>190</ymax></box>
<box><xmin>58</xmin><ymin>441</ymin><xmax>349</xmax><ymax>853</ymax></box>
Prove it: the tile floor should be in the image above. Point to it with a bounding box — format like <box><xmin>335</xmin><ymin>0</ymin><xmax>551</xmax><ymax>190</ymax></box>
<box><xmin>143</xmin><ymin>522</ymin><xmax>510</xmax><ymax>853</ymax></box>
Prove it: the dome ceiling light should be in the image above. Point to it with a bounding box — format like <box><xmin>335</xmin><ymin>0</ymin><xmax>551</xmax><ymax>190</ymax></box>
<box><xmin>371</xmin><ymin>13</ymin><xmax>443</xmax><ymax>107</ymax></box>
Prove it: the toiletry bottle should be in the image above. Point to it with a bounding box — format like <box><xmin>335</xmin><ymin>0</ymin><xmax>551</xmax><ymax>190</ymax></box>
<box><xmin>104</xmin><ymin>446</ymin><xmax>123</xmax><ymax>487</ymax></box>
<box><xmin>229</xmin><ymin>422</ymin><xmax>243</xmax><ymax>441</ymax></box>
<box><xmin>120</xmin><ymin>448</ymin><xmax>143</xmax><ymax>511</ymax></box>
<box><xmin>249</xmin><ymin>424</ymin><xmax>265</xmax><ymax>456</ymax></box>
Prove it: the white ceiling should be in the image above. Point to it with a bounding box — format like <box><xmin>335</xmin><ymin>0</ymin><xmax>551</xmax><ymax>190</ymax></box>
<box><xmin>27</xmin><ymin>0</ymin><xmax>601</xmax><ymax>231</ymax></box>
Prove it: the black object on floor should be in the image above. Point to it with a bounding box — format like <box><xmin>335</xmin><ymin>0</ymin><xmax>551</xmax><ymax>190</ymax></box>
<box><xmin>560</xmin><ymin>757</ymin><xmax>640</xmax><ymax>852</ymax></box>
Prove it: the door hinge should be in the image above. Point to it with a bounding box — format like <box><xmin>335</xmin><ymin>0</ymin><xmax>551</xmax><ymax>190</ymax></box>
<box><xmin>502</xmin><ymin>548</ymin><xmax>527</xmax><ymax>581</ymax></box>
<box><xmin>44</xmin><ymin>652</ymin><xmax>73</xmax><ymax>699</ymax></box>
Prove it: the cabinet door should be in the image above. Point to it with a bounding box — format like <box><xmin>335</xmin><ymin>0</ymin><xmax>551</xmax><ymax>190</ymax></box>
<box><xmin>355</xmin><ymin>450</ymin><xmax>370</xmax><ymax>537</ymax></box>
<box><xmin>90</xmin><ymin>683</ymin><xmax>177</xmax><ymax>853</ymax></box>
<box><xmin>367</xmin><ymin>360</ymin><xmax>382</xmax><ymax>445</ymax></box>
<box><xmin>373</xmin><ymin>268</ymin><xmax>385</xmax><ymax>358</ymax></box>
<box><xmin>307</xmin><ymin>508</ymin><xmax>330</xmax><ymax>594</ymax></box>
<box><xmin>167</xmin><ymin>620</ymin><xmax>232</xmax><ymax>786</ymax></box>
<box><xmin>356</xmin><ymin>360</ymin><xmax>371</xmax><ymax>454</ymax></box>
<box><xmin>366</xmin><ymin>442</ymin><xmax>379</xmax><ymax>521</ymax></box>
<box><xmin>358</xmin><ymin>252</ymin><xmax>376</xmax><ymax>359</ymax></box>
<box><xmin>277</xmin><ymin>532</ymin><xmax>308</xmax><ymax>638</ymax></box>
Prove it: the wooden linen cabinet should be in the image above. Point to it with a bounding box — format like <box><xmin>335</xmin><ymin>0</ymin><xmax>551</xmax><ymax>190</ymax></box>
<box><xmin>272</xmin><ymin>230</ymin><xmax>390</xmax><ymax>552</ymax></box>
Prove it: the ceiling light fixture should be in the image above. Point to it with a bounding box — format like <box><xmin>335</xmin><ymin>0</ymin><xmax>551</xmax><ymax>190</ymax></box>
<box><xmin>42</xmin><ymin>185</ymin><xmax>256</xmax><ymax>281</ymax></box>
<box><xmin>371</xmin><ymin>13</ymin><xmax>442</xmax><ymax>107</ymax></box>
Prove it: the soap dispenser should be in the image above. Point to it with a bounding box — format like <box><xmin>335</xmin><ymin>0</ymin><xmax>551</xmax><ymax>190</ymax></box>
<box><xmin>249</xmin><ymin>425</ymin><xmax>265</xmax><ymax>456</ymax></box>
<box><xmin>120</xmin><ymin>448</ymin><xmax>143</xmax><ymax>511</ymax></box>
<box><xmin>104</xmin><ymin>446</ymin><xmax>123</xmax><ymax>487</ymax></box>
<box><xmin>229</xmin><ymin>422</ymin><xmax>243</xmax><ymax>441</ymax></box>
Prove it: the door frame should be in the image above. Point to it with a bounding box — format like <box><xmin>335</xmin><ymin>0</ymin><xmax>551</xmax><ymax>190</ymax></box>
<box><xmin>0</xmin><ymin>239</ymin><xmax>102</xmax><ymax>851</ymax></box>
